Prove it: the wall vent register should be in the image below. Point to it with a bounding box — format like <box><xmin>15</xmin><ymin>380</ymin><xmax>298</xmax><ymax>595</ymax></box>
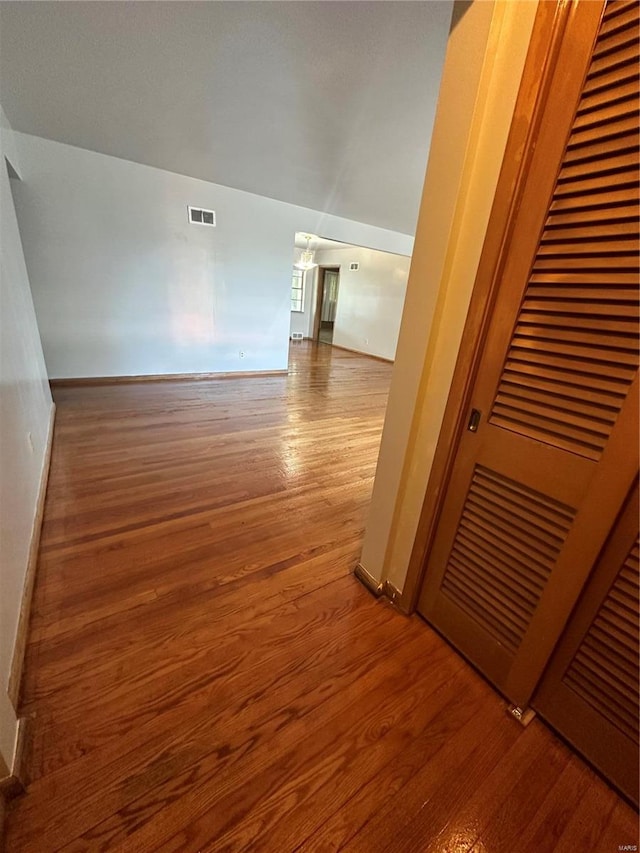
<box><xmin>349</xmin><ymin>262</ymin><xmax>360</xmax><ymax>271</ymax></box>
<box><xmin>188</xmin><ymin>206</ymin><xmax>216</xmax><ymax>226</ymax></box>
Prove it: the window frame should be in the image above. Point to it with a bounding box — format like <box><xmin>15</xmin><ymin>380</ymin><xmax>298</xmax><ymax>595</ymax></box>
<box><xmin>291</xmin><ymin>268</ymin><xmax>305</xmax><ymax>313</ymax></box>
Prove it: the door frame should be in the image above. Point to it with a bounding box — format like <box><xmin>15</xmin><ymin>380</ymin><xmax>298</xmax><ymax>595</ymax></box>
<box><xmin>313</xmin><ymin>266</ymin><xmax>340</xmax><ymax>342</ymax></box>
<box><xmin>398</xmin><ymin>0</ymin><xmax>601</xmax><ymax>615</ymax></box>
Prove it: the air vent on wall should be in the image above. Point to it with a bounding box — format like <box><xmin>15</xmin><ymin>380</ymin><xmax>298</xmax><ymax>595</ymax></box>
<box><xmin>290</xmin><ymin>332</ymin><xmax>304</xmax><ymax>341</ymax></box>
<box><xmin>349</xmin><ymin>262</ymin><xmax>359</xmax><ymax>271</ymax></box>
<box><xmin>188</xmin><ymin>206</ymin><xmax>216</xmax><ymax>227</ymax></box>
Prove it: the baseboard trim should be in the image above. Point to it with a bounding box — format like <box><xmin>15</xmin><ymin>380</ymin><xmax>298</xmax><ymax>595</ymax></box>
<box><xmin>354</xmin><ymin>563</ymin><xmax>384</xmax><ymax>596</ymax></box>
<box><xmin>383</xmin><ymin>579</ymin><xmax>402</xmax><ymax>607</ymax></box>
<box><xmin>0</xmin><ymin>716</ymin><xmax>30</xmax><ymax>809</ymax></box>
<box><xmin>354</xmin><ymin>565</ymin><xmax>406</xmax><ymax>612</ymax></box>
<box><xmin>329</xmin><ymin>343</ymin><xmax>394</xmax><ymax>364</ymax></box>
<box><xmin>8</xmin><ymin>403</ymin><xmax>56</xmax><ymax>710</ymax></box>
<box><xmin>50</xmin><ymin>369</ymin><xmax>288</xmax><ymax>387</ymax></box>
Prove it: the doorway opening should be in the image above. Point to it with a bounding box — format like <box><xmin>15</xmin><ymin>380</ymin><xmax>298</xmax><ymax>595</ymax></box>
<box><xmin>288</xmin><ymin>231</ymin><xmax>411</xmax><ymax>360</ymax></box>
<box><xmin>314</xmin><ymin>267</ymin><xmax>340</xmax><ymax>345</ymax></box>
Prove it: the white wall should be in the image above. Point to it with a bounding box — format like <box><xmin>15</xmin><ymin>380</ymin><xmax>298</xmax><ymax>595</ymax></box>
<box><xmin>288</xmin><ymin>249</ymin><xmax>315</xmax><ymax>339</ymax></box>
<box><xmin>12</xmin><ymin>134</ymin><xmax>413</xmax><ymax>379</ymax></box>
<box><xmin>289</xmin><ymin>245</ymin><xmax>411</xmax><ymax>359</ymax></box>
<box><xmin>0</xmin><ymin>106</ymin><xmax>52</xmax><ymax>768</ymax></box>
<box><xmin>313</xmin><ymin>246</ymin><xmax>410</xmax><ymax>361</ymax></box>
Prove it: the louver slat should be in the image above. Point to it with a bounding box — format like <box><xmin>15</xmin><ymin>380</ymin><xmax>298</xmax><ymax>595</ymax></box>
<box><xmin>520</xmin><ymin>301</ymin><xmax>638</xmax><ymax>319</ymax></box>
<box><xmin>592</xmin><ymin>20</ymin><xmax>639</xmax><ymax>56</ymax></box>
<box><xmin>590</xmin><ymin>615</ymin><xmax>637</xmax><ymax>659</ymax></box>
<box><xmin>499</xmin><ymin>371</ymin><xmax>624</xmax><ymax>407</ymax></box>
<box><xmin>505</xmin><ymin>348</ymin><xmax>635</xmax><ymax>383</ymax></box>
<box><xmin>568</xmin><ymin>114</ymin><xmax>638</xmax><ymax>147</ymax></box>
<box><xmin>509</xmin><ymin>336</ymin><xmax>636</xmax><ymax>365</ymax></box>
<box><xmin>488</xmin><ymin>12</ymin><xmax>639</xmax><ymax>460</ymax></box>
<box><xmin>513</xmin><ymin>324</ymin><xmax>637</xmax><ymax>350</ymax></box>
<box><xmin>582</xmin><ymin>65</ymin><xmax>638</xmax><ymax>99</ymax></box>
<box><xmin>600</xmin><ymin>0</ymin><xmax>640</xmax><ymax>36</ymax></box>
<box><xmin>463</xmin><ymin>498</ymin><xmax>565</xmax><ymax>559</ymax></box>
<box><xmin>588</xmin><ymin>42</ymin><xmax>637</xmax><ymax>78</ymax></box>
<box><xmin>524</xmin><ymin>286</ymin><xmax>636</xmax><ymax>302</ymax></box>
<box><xmin>581</xmin><ymin>638</ymin><xmax>638</xmax><ymax>694</ymax></box>
<box><xmin>578</xmin><ymin>78</ymin><xmax>639</xmax><ymax>114</ymax></box>
<box><xmin>440</xmin><ymin>467</ymin><xmax>575</xmax><ymax>654</ymax></box>
<box><xmin>563</xmin><ymin>539</ymin><xmax>640</xmax><ymax>743</ymax></box>
<box><xmin>542</xmin><ymin>215</ymin><xmax>639</xmax><ymax>240</ymax></box>
<box><xmin>599</xmin><ymin>0</ymin><xmax>638</xmax><ymax>24</ymax></box>
<box><xmin>537</xmin><ymin>238</ymin><xmax>639</xmax><ymax>256</ymax></box>
<box><xmin>495</xmin><ymin>384</ymin><xmax>619</xmax><ymax>424</ymax></box>
<box><xmin>552</xmin><ymin>171</ymin><xmax>639</xmax><ymax>199</ymax></box>
<box><xmin>561</xmin><ymin>131</ymin><xmax>639</xmax><ymax>168</ymax></box>
<box><xmin>558</xmin><ymin>151</ymin><xmax>639</xmax><ymax>182</ymax></box>
<box><xmin>573</xmin><ymin>95</ymin><xmax>638</xmax><ymax>132</ymax></box>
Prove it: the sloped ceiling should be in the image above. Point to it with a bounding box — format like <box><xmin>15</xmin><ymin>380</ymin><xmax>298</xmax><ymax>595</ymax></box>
<box><xmin>0</xmin><ymin>1</ymin><xmax>453</xmax><ymax>235</ymax></box>
<box><xmin>294</xmin><ymin>233</ymin><xmax>352</xmax><ymax>251</ymax></box>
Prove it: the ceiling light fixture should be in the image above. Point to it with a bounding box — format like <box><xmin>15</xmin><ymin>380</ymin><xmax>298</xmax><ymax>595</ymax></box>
<box><xmin>295</xmin><ymin>235</ymin><xmax>317</xmax><ymax>270</ymax></box>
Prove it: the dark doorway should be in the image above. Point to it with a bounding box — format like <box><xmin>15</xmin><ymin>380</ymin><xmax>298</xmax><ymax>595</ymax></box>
<box><xmin>314</xmin><ymin>267</ymin><xmax>340</xmax><ymax>345</ymax></box>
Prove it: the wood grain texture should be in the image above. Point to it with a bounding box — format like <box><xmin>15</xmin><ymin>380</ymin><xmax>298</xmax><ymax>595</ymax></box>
<box><xmin>4</xmin><ymin>342</ymin><xmax>636</xmax><ymax>852</ymax></box>
<box><xmin>328</xmin><ymin>343</ymin><xmax>394</xmax><ymax>364</ymax></box>
<box><xmin>49</xmin><ymin>369</ymin><xmax>288</xmax><ymax>387</ymax></box>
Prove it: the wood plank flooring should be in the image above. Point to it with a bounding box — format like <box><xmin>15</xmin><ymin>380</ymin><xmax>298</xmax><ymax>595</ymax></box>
<box><xmin>5</xmin><ymin>342</ymin><xmax>638</xmax><ymax>852</ymax></box>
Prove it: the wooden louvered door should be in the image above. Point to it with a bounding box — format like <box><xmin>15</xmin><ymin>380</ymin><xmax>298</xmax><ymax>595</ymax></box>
<box><xmin>417</xmin><ymin>0</ymin><xmax>640</xmax><ymax>708</ymax></box>
<box><xmin>533</xmin><ymin>483</ymin><xmax>639</xmax><ymax>806</ymax></box>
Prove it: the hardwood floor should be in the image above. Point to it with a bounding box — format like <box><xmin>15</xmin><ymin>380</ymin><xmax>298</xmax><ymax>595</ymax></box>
<box><xmin>5</xmin><ymin>342</ymin><xmax>638</xmax><ymax>852</ymax></box>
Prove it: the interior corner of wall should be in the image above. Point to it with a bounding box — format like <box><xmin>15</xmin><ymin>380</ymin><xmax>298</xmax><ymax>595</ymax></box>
<box><xmin>0</xmin><ymin>107</ymin><xmax>22</xmax><ymax>181</ymax></box>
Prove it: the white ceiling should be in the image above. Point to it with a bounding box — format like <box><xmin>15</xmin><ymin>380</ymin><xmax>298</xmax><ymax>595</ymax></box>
<box><xmin>294</xmin><ymin>233</ymin><xmax>351</xmax><ymax>251</ymax></box>
<box><xmin>0</xmin><ymin>1</ymin><xmax>453</xmax><ymax>235</ymax></box>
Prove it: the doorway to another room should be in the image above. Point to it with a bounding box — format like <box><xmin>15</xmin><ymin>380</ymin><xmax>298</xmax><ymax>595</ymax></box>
<box><xmin>288</xmin><ymin>230</ymin><xmax>411</xmax><ymax>361</ymax></box>
<box><xmin>315</xmin><ymin>267</ymin><xmax>340</xmax><ymax>345</ymax></box>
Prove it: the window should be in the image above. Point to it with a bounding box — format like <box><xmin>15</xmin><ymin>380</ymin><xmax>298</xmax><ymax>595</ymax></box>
<box><xmin>291</xmin><ymin>268</ymin><xmax>304</xmax><ymax>312</ymax></box>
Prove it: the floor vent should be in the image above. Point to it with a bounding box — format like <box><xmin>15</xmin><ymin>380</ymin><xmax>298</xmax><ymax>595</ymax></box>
<box><xmin>290</xmin><ymin>333</ymin><xmax>304</xmax><ymax>341</ymax></box>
